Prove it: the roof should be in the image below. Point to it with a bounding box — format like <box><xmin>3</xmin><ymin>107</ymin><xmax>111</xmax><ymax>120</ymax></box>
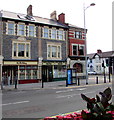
<box><xmin>68</xmin><ymin>24</ymin><xmax>84</xmax><ymax>30</ymax></box>
<box><xmin>87</xmin><ymin>51</ymin><xmax>114</xmax><ymax>59</ymax></box>
<box><xmin>1</xmin><ymin>10</ymin><xmax>68</xmax><ymax>28</ymax></box>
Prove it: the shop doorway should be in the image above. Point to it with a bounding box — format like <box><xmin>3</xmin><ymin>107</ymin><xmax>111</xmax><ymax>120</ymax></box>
<box><xmin>42</xmin><ymin>65</ymin><xmax>53</xmax><ymax>82</ymax></box>
<box><xmin>2</xmin><ymin>66</ymin><xmax>18</xmax><ymax>85</ymax></box>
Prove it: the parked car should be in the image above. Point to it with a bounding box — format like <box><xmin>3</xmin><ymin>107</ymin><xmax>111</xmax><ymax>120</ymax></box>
<box><xmin>88</xmin><ymin>71</ymin><xmax>97</xmax><ymax>75</ymax></box>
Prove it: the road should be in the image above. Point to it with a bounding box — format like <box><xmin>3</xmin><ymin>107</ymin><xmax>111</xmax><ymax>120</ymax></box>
<box><xmin>2</xmin><ymin>81</ymin><xmax>112</xmax><ymax>119</ymax></box>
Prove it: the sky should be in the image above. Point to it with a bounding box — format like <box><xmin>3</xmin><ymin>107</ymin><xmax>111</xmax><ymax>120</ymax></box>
<box><xmin>0</xmin><ymin>0</ymin><xmax>113</xmax><ymax>54</ymax></box>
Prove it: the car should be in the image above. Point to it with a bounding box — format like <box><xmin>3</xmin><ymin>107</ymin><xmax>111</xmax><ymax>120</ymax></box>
<box><xmin>88</xmin><ymin>71</ymin><xmax>97</xmax><ymax>75</ymax></box>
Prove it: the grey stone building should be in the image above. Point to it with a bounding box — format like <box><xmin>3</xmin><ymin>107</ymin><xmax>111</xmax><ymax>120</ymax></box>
<box><xmin>1</xmin><ymin>5</ymin><xmax>68</xmax><ymax>84</ymax></box>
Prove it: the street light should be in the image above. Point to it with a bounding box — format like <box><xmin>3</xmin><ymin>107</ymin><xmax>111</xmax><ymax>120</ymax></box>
<box><xmin>84</xmin><ymin>3</ymin><xmax>95</xmax><ymax>84</ymax></box>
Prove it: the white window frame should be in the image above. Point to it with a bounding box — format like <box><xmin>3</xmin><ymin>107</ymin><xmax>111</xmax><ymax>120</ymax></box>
<box><xmin>51</xmin><ymin>29</ymin><xmax>56</xmax><ymax>39</ymax></box>
<box><xmin>47</xmin><ymin>43</ymin><xmax>62</xmax><ymax>60</ymax></box>
<box><xmin>72</xmin><ymin>44</ymin><xmax>78</xmax><ymax>56</ymax></box>
<box><xmin>79</xmin><ymin>45</ymin><xmax>85</xmax><ymax>56</ymax></box>
<box><xmin>17</xmin><ymin>23</ymin><xmax>26</xmax><ymax>36</ymax></box>
<box><xmin>12</xmin><ymin>41</ymin><xmax>31</xmax><ymax>59</ymax></box>
<box><xmin>28</xmin><ymin>24</ymin><xmax>36</xmax><ymax>37</ymax></box>
<box><xmin>43</xmin><ymin>27</ymin><xmax>49</xmax><ymax>38</ymax></box>
<box><xmin>74</xmin><ymin>31</ymin><xmax>82</xmax><ymax>39</ymax></box>
<box><xmin>6</xmin><ymin>21</ymin><xmax>15</xmax><ymax>35</ymax></box>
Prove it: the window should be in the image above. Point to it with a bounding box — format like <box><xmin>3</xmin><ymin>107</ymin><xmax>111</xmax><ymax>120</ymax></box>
<box><xmin>47</xmin><ymin>44</ymin><xmax>61</xmax><ymax>59</ymax></box>
<box><xmin>18</xmin><ymin>66</ymin><xmax>38</xmax><ymax>80</ymax></box>
<box><xmin>43</xmin><ymin>28</ymin><xmax>49</xmax><ymax>38</ymax></box>
<box><xmin>79</xmin><ymin>45</ymin><xmax>84</xmax><ymax>55</ymax></box>
<box><xmin>90</xmin><ymin>59</ymin><xmax>92</xmax><ymax>63</ymax></box>
<box><xmin>12</xmin><ymin>42</ymin><xmax>30</xmax><ymax>58</ymax></box>
<box><xmin>29</xmin><ymin>25</ymin><xmax>35</xmax><ymax>37</ymax></box>
<box><xmin>18</xmin><ymin>24</ymin><xmax>25</xmax><ymax>36</ymax></box>
<box><xmin>73</xmin><ymin>63</ymin><xmax>83</xmax><ymax>73</ymax></box>
<box><xmin>7</xmin><ymin>22</ymin><xmax>15</xmax><ymax>35</ymax></box>
<box><xmin>74</xmin><ymin>31</ymin><xmax>82</xmax><ymax>39</ymax></box>
<box><xmin>72</xmin><ymin>45</ymin><xmax>78</xmax><ymax>55</ymax></box>
<box><xmin>51</xmin><ymin>29</ymin><xmax>56</xmax><ymax>39</ymax></box>
<box><xmin>57</xmin><ymin>30</ymin><xmax>64</xmax><ymax>40</ymax></box>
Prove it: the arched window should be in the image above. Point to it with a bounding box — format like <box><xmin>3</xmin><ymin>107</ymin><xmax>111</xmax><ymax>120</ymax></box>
<box><xmin>73</xmin><ymin>63</ymin><xmax>83</xmax><ymax>73</ymax></box>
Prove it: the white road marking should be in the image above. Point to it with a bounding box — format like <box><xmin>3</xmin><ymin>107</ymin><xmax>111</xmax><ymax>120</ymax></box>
<box><xmin>56</xmin><ymin>91</ymin><xmax>95</xmax><ymax>98</ymax></box>
<box><xmin>1</xmin><ymin>100</ymin><xmax>29</xmax><ymax>106</ymax></box>
<box><xmin>56</xmin><ymin>89</ymin><xmax>73</xmax><ymax>93</ymax></box>
<box><xmin>76</xmin><ymin>88</ymin><xmax>86</xmax><ymax>91</ymax></box>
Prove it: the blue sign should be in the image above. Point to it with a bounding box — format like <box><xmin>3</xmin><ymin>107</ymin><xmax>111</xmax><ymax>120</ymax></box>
<box><xmin>67</xmin><ymin>69</ymin><xmax>72</xmax><ymax>84</ymax></box>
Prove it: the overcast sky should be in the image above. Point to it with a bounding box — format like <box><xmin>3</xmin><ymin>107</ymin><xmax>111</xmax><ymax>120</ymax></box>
<box><xmin>0</xmin><ymin>0</ymin><xmax>113</xmax><ymax>54</ymax></box>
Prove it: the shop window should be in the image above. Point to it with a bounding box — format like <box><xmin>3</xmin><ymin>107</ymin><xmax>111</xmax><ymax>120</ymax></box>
<box><xmin>53</xmin><ymin>65</ymin><xmax>66</xmax><ymax>78</ymax></box>
<box><xmin>73</xmin><ymin>63</ymin><xmax>83</xmax><ymax>73</ymax></box>
<box><xmin>18</xmin><ymin>66</ymin><xmax>38</xmax><ymax>80</ymax></box>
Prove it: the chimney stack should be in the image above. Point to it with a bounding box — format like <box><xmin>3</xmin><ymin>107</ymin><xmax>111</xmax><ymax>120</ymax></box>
<box><xmin>27</xmin><ymin>5</ymin><xmax>33</xmax><ymax>16</ymax></box>
<box><xmin>58</xmin><ymin>13</ymin><xmax>65</xmax><ymax>24</ymax></box>
<box><xmin>97</xmin><ymin>49</ymin><xmax>102</xmax><ymax>54</ymax></box>
<box><xmin>50</xmin><ymin>11</ymin><xmax>57</xmax><ymax>21</ymax></box>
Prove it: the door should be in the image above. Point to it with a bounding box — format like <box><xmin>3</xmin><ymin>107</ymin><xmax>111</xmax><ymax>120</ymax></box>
<box><xmin>42</xmin><ymin>65</ymin><xmax>53</xmax><ymax>82</ymax></box>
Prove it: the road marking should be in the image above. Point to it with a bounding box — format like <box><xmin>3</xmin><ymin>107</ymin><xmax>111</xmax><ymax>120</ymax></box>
<box><xmin>76</xmin><ymin>88</ymin><xmax>86</xmax><ymax>91</ymax></box>
<box><xmin>56</xmin><ymin>89</ymin><xmax>73</xmax><ymax>93</ymax></box>
<box><xmin>1</xmin><ymin>100</ymin><xmax>29</xmax><ymax>106</ymax></box>
<box><xmin>56</xmin><ymin>91</ymin><xmax>95</xmax><ymax>98</ymax></box>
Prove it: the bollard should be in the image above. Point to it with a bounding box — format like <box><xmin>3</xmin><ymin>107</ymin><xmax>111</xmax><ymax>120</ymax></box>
<box><xmin>77</xmin><ymin>78</ymin><xmax>80</xmax><ymax>86</ymax></box>
<box><xmin>104</xmin><ymin>76</ymin><xmax>106</xmax><ymax>83</ymax></box>
<box><xmin>96</xmin><ymin>76</ymin><xmax>98</xmax><ymax>84</ymax></box>
<box><xmin>42</xmin><ymin>80</ymin><xmax>44</xmax><ymax>88</ymax></box>
<box><xmin>15</xmin><ymin>79</ymin><xmax>17</xmax><ymax>89</ymax></box>
<box><xmin>109</xmin><ymin>74</ymin><xmax>111</xmax><ymax>82</ymax></box>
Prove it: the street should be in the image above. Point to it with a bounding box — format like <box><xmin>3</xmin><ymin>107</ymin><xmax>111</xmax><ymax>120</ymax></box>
<box><xmin>2</xmin><ymin>78</ymin><xmax>112</xmax><ymax>119</ymax></box>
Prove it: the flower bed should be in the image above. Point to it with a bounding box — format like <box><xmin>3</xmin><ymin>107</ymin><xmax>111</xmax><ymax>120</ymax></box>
<box><xmin>44</xmin><ymin>110</ymin><xmax>114</xmax><ymax>120</ymax></box>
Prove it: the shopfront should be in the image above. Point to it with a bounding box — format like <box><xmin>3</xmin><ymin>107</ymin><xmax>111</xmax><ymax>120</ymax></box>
<box><xmin>42</xmin><ymin>61</ymin><xmax>67</xmax><ymax>82</ymax></box>
<box><xmin>2</xmin><ymin>60</ymin><xmax>41</xmax><ymax>85</ymax></box>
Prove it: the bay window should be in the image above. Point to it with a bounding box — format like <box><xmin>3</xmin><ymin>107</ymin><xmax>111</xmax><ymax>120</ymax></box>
<box><xmin>47</xmin><ymin>44</ymin><xmax>61</xmax><ymax>59</ymax></box>
<box><xmin>12</xmin><ymin>41</ymin><xmax>30</xmax><ymax>59</ymax></box>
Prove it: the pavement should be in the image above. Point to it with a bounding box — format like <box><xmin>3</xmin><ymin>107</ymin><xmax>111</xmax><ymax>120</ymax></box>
<box><xmin>2</xmin><ymin>75</ymin><xmax>112</xmax><ymax>91</ymax></box>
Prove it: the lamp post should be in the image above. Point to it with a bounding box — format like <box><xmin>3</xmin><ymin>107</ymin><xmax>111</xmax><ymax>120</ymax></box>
<box><xmin>84</xmin><ymin>3</ymin><xmax>95</xmax><ymax>84</ymax></box>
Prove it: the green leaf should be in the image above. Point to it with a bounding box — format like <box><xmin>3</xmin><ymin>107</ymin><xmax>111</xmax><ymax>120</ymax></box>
<box><xmin>96</xmin><ymin>94</ymin><xmax>100</xmax><ymax>102</ymax></box>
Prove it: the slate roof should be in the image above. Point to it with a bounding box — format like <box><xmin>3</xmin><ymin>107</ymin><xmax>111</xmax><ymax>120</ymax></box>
<box><xmin>87</xmin><ymin>51</ymin><xmax>114</xmax><ymax>59</ymax></box>
<box><xmin>1</xmin><ymin>10</ymin><xmax>68</xmax><ymax>28</ymax></box>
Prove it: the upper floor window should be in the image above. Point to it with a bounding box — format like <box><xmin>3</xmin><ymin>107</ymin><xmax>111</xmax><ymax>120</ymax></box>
<box><xmin>47</xmin><ymin>44</ymin><xmax>61</xmax><ymax>59</ymax></box>
<box><xmin>72</xmin><ymin>44</ymin><xmax>78</xmax><ymax>56</ymax></box>
<box><xmin>42</xmin><ymin>27</ymin><xmax>65</xmax><ymax>40</ymax></box>
<box><xmin>18</xmin><ymin>24</ymin><xmax>25</xmax><ymax>36</ymax></box>
<box><xmin>79</xmin><ymin>45</ymin><xmax>84</xmax><ymax>55</ymax></box>
<box><xmin>74</xmin><ymin>31</ymin><xmax>82</xmax><ymax>39</ymax></box>
<box><xmin>57</xmin><ymin>30</ymin><xmax>64</xmax><ymax>40</ymax></box>
<box><xmin>43</xmin><ymin>28</ymin><xmax>49</xmax><ymax>38</ymax></box>
<box><xmin>90</xmin><ymin>59</ymin><xmax>92</xmax><ymax>63</ymax></box>
<box><xmin>7</xmin><ymin>22</ymin><xmax>15</xmax><ymax>35</ymax></box>
<box><xmin>28</xmin><ymin>25</ymin><xmax>36</xmax><ymax>37</ymax></box>
<box><xmin>13</xmin><ymin>41</ymin><xmax>30</xmax><ymax>59</ymax></box>
<box><xmin>51</xmin><ymin>29</ymin><xmax>56</xmax><ymax>39</ymax></box>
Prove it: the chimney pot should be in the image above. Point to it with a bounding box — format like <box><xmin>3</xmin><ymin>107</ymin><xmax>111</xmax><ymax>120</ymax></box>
<box><xmin>50</xmin><ymin>11</ymin><xmax>57</xmax><ymax>21</ymax></box>
<box><xmin>27</xmin><ymin>5</ymin><xmax>33</xmax><ymax>16</ymax></box>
